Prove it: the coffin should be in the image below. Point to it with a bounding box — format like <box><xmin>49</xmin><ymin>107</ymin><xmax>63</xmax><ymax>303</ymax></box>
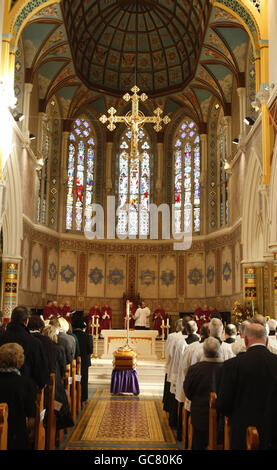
<box><xmin>113</xmin><ymin>345</ymin><xmax>137</xmax><ymax>370</ymax></box>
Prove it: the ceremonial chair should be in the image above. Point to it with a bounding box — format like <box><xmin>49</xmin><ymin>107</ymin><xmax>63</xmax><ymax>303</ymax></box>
<box><xmin>246</xmin><ymin>426</ymin><xmax>260</xmax><ymax>450</ymax></box>
<box><xmin>46</xmin><ymin>373</ymin><xmax>56</xmax><ymax>450</ymax></box>
<box><xmin>34</xmin><ymin>387</ymin><xmax>46</xmax><ymax>450</ymax></box>
<box><xmin>76</xmin><ymin>356</ymin><xmax>82</xmax><ymax>415</ymax></box>
<box><xmin>224</xmin><ymin>416</ymin><xmax>231</xmax><ymax>450</ymax></box>
<box><xmin>0</xmin><ymin>403</ymin><xmax>8</xmax><ymax>450</ymax></box>
<box><xmin>71</xmin><ymin>359</ymin><xmax>77</xmax><ymax>421</ymax></box>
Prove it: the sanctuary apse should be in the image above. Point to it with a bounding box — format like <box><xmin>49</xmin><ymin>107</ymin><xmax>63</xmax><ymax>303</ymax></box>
<box><xmin>1</xmin><ymin>0</ymin><xmax>277</xmax><ymax>327</ymax></box>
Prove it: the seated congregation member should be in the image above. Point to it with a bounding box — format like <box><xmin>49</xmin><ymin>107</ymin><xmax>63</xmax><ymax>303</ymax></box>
<box><xmin>41</xmin><ymin>325</ymin><xmax>74</xmax><ymax>431</ymax></box>
<box><xmin>216</xmin><ymin>322</ymin><xmax>277</xmax><ymax>450</ymax></box>
<box><xmin>190</xmin><ymin>317</ymin><xmax>234</xmax><ymax>366</ymax></box>
<box><xmin>0</xmin><ymin>343</ymin><xmax>37</xmax><ymax>450</ymax></box>
<box><xmin>100</xmin><ymin>302</ymin><xmax>112</xmax><ymax>331</ymax></box>
<box><xmin>184</xmin><ymin>337</ymin><xmax>224</xmax><ymax>450</ymax></box>
<box><xmin>184</xmin><ymin>320</ymin><xmax>200</xmax><ymax>345</ymax></box>
<box><xmin>58</xmin><ymin>317</ymin><xmax>76</xmax><ymax>362</ymax></box>
<box><xmin>224</xmin><ymin>324</ymin><xmax>237</xmax><ymax>343</ymax></box>
<box><xmin>72</xmin><ymin>316</ymin><xmax>93</xmax><ymax>406</ymax></box>
<box><xmin>67</xmin><ymin>321</ymin><xmax>80</xmax><ymax>359</ymax></box>
<box><xmin>49</xmin><ymin>316</ymin><xmax>74</xmax><ymax>365</ymax></box>
<box><xmin>152</xmin><ymin>304</ymin><xmax>166</xmax><ymax>338</ymax></box>
<box><xmin>0</xmin><ymin>306</ymin><xmax>48</xmax><ymax>390</ymax></box>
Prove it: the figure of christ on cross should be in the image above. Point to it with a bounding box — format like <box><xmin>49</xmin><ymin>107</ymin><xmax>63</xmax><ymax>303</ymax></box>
<box><xmin>99</xmin><ymin>85</ymin><xmax>170</xmax><ymax>161</ymax></box>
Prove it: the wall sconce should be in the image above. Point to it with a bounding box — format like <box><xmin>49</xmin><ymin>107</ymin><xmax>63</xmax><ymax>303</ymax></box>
<box><xmin>14</xmin><ymin>112</ymin><xmax>24</xmax><ymax>122</ymax></box>
<box><xmin>244</xmin><ymin>117</ymin><xmax>255</xmax><ymax>126</ymax></box>
<box><xmin>232</xmin><ymin>138</ymin><xmax>239</xmax><ymax>145</ymax></box>
<box><xmin>29</xmin><ymin>133</ymin><xmax>36</xmax><ymax>140</ymax></box>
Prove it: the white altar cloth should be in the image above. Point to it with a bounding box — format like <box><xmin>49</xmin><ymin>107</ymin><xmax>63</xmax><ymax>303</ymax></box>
<box><xmin>100</xmin><ymin>329</ymin><xmax>158</xmax><ymax>360</ymax></box>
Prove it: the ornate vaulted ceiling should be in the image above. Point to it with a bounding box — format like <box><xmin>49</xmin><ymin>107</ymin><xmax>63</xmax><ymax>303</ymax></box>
<box><xmin>62</xmin><ymin>0</ymin><xmax>211</xmax><ymax>96</ymax></box>
<box><xmin>15</xmin><ymin>0</ymin><xmax>254</xmax><ymax>125</ymax></box>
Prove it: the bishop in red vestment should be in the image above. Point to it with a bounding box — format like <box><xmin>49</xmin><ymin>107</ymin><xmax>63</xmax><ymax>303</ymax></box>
<box><xmin>152</xmin><ymin>304</ymin><xmax>166</xmax><ymax>337</ymax></box>
<box><xmin>100</xmin><ymin>303</ymin><xmax>112</xmax><ymax>330</ymax></box>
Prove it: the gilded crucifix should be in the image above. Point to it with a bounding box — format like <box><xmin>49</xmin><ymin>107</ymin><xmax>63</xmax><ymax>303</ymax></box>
<box><xmin>99</xmin><ymin>85</ymin><xmax>170</xmax><ymax>160</ymax></box>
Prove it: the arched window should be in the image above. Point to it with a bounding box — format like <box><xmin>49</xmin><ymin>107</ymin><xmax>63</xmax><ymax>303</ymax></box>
<box><xmin>117</xmin><ymin>127</ymin><xmax>151</xmax><ymax>237</ymax></box>
<box><xmin>218</xmin><ymin>124</ymin><xmax>229</xmax><ymax>227</ymax></box>
<box><xmin>66</xmin><ymin>117</ymin><xmax>96</xmax><ymax>232</ymax></box>
<box><xmin>174</xmin><ymin>118</ymin><xmax>201</xmax><ymax>234</ymax></box>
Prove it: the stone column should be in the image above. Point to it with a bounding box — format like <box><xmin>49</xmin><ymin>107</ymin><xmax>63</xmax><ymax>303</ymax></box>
<box><xmin>237</xmin><ymin>87</ymin><xmax>247</xmax><ymax>140</ymax></box>
<box><xmin>106</xmin><ymin>140</ymin><xmax>113</xmax><ymax>195</ymax></box>
<box><xmin>200</xmin><ymin>132</ymin><xmax>207</xmax><ymax>235</ymax></box>
<box><xmin>22</xmin><ymin>82</ymin><xmax>33</xmax><ymax>141</ymax></box>
<box><xmin>58</xmin><ymin>128</ymin><xmax>70</xmax><ymax>233</ymax></box>
<box><xmin>156</xmin><ymin>141</ymin><xmax>163</xmax><ymax>204</ymax></box>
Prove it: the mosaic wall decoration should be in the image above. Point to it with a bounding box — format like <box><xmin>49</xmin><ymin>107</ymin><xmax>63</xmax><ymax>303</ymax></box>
<box><xmin>48</xmin><ymin>100</ymin><xmax>60</xmax><ymax>229</ymax></box>
<box><xmin>32</xmin><ymin>259</ymin><xmax>41</xmax><ymax>278</ymax></box>
<box><xmin>222</xmin><ymin>261</ymin><xmax>232</xmax><ymax>281</ymax></box>
<box><xmin>160</xmin><ymin>270</ymin><xmax>176</xmax><ymax>287</ymax></box>
<box><xmin>208</xmin><ymin>103</ymin><xmax>219</xmax><ymax>230</ymax></box>
<box><xmin>13</xmin><ymin>36</ymin><xmax>24</xmax><ymax>120</ymax></box>
<box><xmin>108</xmin><ymin>268</ymin><xmax>124</xmax><ymax>286</ymax></box>
<box><xmin>140</xmin><ymin>270</ymin><xmax>156</xmax><ymax>287</ymax></box>
<box><xmin>206</xmin><ymin>266</ymin><xmax>215</xmax><ymax>284</ymax></box>
<box><xmin>89</xmin><ymin>267</ymin><xmax>104</xmax><ymax>285</ymax></box>
<box><xmin>188</xmin><ymin>268</ymin><xmax>203</xmax><ymax>286</ymax></box>
<box><xmin>48</xmin><ymin>262</ymin><xmax>57</xmax><ymax>281</ymax></box>
<box><xmin>60</xmin><ymin>265</ymin><xmax>75</xmax><ymax>283</ymax></box>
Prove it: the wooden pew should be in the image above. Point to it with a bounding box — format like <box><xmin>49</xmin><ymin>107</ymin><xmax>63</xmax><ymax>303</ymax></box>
<box><xmin>46</xmin><ymin>373</ymin><xmax>56</xmax><ymax>450</ymax></box>
<box><xmin>76</xmin><ymin>356</ymin><xmax>82</xmax><ymax>416</ymax></box>
<box><xmin>71</xmin><ymin>359</ymin><xmax>77</xmax><ymax>422</ymax></box>
<box><xmin>182</xmin><ymin>405</ymin><xmax>188</xmax><ymax>449</ymax></box>
<box><xmin>187</xmin><ymin>415</ymin><xmax>193</xmax><ymax>450</ymax></box>
<box><xmin>0</xmin><ymin>403</ymin><xmax>8</xmax><ymax>450</ymax></box>
<box><xmin>246</xmin><ymin>426</ymin><xmax>259</xmax><ymax>450</ymax></box>
<box><xmin>224</xmin><ymin>416</ymin><xmax>231</xmax><ymax>450</ymax></box>
<box><xmin>34</xmin><ymin>387</ymin><xmax>46</xmax><ymax>450</ymax></box>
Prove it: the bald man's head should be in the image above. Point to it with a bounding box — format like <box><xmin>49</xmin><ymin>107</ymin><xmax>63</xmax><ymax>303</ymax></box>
<box><xmin>244</xmin><ymin>323</ymin><xmax>268</xmax><ymax>349</ymax></box>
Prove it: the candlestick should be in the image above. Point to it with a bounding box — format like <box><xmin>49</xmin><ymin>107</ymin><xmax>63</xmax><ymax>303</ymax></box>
<box><xmin>126</xmin><ymin>300</ymin><xmax>130</xmax><ymax>317</ymax></box>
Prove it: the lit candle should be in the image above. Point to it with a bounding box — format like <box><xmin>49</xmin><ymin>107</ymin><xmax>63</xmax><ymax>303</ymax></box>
<box><xmin>162</xmin><ymin>319</ymin><xmax>164</xmax><ymax>328</ymax></box>
<box><xmin>167</xmin><ymin>317</ymin><xmax>169</xmax><ymax>326</ymax></box>
<box><xmin>126</xmin><ymin>300</ymin><xmax>130</xmax><ymax>317</ymax></box>
<box><xmin>96</xmin><ymin>317</ymin><xmax>99</xmax><ymax>326</ymax></box>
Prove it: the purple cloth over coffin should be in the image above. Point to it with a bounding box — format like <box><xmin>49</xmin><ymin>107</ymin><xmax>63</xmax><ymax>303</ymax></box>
<box><xmin>110</xmin><ymin>369</ymin><xmax>140</xmax><ymax>395</ymax></box>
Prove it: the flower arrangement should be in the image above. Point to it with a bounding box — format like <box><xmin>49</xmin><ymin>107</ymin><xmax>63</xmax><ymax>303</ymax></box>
<box><xmin>232</xmin><ymin>301</ymin><xmax>253</xmax><ymax>323</ymax></box>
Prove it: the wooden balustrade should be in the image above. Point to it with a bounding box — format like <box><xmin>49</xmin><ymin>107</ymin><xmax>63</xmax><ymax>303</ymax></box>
<box><xmin>71</xmin><ymin>359</ymin><xmax>77</xmax><ymax>422</ymax></box>
<box><xmin>187</xmin><ymin>415</ymin><xmax>193</xmax><ymax>450</ymax></box>
<box><xmin>224</xmin><ymin>416</ymin><xmax>231</xmax><ymax>450</ymax></box>
<box><xmin>0</xmin><ymin>403</ymin><xmax>8</xmax><ymax>450</ymax></box>
<box><xmin>182</xmin><ymin>405</ymin><xmax>188</xmax><ymax>449</ymax></box>
<box><xmin>76</xmin><ymin>357</ymin><xmax>82</xmax><ymax>416</ymax></box>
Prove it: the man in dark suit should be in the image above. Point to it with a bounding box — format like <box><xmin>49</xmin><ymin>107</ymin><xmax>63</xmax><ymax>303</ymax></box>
<box><xmin>184</xmin><ymin>336</ymin><xmax>224</xmax><ymax>450</ymax></box>
<box><xmin>0</xmin><ymin>305</ymin><xmax>49</xmax><ymax>390</ymax></box>
<box><xmin>216</xmin><ymin>322</ymin><xmax>277</xmax><ymax>450</ymax></box>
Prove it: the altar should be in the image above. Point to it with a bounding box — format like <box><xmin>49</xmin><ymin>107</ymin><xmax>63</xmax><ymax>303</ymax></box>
<box><xmin>100</xmin><ymin>329</ymin><xmax>159</xmax><ymax>360</ymax></box>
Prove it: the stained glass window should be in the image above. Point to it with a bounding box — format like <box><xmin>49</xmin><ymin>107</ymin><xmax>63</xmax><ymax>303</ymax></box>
<box><xmin>174</xmin><ymin>118</ymin><xmax>201</xmax><ymax>234</ymax></box>
<box><xmin>117</xmin><ymin>127</ymin><xmax>151</xmax><ymax>237</ymax></box>
<box><xmin>66</xmin><ymin>117</ymin><xmax>96</xmax><ymax>231</ymax></box>
<box><xmin>218</xmin><ymin>126</ymin><xmax>229</xmax><ymax>227</ymax></box>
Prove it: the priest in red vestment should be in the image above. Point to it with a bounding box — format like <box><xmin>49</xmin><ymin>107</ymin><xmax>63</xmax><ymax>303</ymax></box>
<box><xmin>152</xmin><ymin>304</ymin><xmax>166</xmax><ymax>337</ymax></box>
<box><xmin>43</xmin><ymin>301</ymin><xmax>53</xmax><ymax>320</ymax></box>
<box><xmin>123</xmin><ymin>301</ymin><xmax>136</xmax><ymax>329</ymax></box>
<box><xmin>61</xmin><ymin>300</ymin><xmax>72</xmax><ymax>319</ymax></box>
<box><xmin>51</xmin><ymin>301</ymin><xmax>59</xmax><ymax>317</ymax></box>
<box><xmin>87</xmin><ymin>303</ymin><xmax>101</xmax><ymax>335</ymax></box>
<box><xmin>100</xmin><ymin>302</ymin><xmax>112</xmax><ymax>330</ymax></box>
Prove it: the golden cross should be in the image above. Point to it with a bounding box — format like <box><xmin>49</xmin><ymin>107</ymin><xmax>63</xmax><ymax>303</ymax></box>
<box><xmin>99</xmin><ymin>85</ymin><xmax>170</xmax><ymax>159</ymax></box>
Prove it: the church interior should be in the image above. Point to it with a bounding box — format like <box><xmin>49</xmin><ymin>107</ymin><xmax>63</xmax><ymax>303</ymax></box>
<box><xmin>1</xmin><ymin>0</ymin><xmax>277</xmax><ymax>453</ymax></box>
